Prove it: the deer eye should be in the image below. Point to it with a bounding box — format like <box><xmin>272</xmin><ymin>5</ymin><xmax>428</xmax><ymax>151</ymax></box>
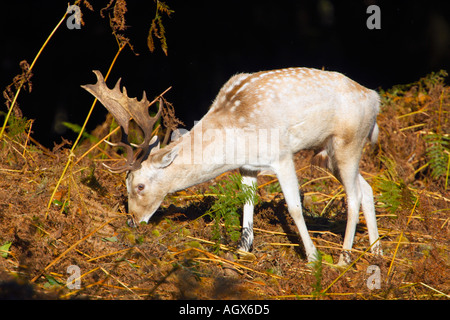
<box><xmin>137</xmin><ymin>184</ymin><xmax>145</xmax><ymax>192</ymax></box>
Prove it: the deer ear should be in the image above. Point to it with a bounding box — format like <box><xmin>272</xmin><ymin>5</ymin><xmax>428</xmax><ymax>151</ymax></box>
<box><xmin>152</xmin><ymin>146</ymin><xmax>179</xmax><ymax>168</ymax></box>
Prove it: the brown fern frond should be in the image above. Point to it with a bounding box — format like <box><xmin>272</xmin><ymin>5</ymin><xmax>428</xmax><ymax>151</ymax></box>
<box><xmin>147</xmin><ymin>1</ymin><xmax>173</xmax><ymax>55</ymax></box>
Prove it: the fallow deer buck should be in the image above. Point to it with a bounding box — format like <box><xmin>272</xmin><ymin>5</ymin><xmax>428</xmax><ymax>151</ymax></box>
<box><xmin>82</xmin><ymin>67</ymin><xmax>382</xmax><ymax>265</ymax></box>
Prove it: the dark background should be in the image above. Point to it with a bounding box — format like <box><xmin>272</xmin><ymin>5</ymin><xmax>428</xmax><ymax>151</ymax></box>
<box><xmin>1</xmin><ymin>0</ymin><xmax>449</xmax><ymax>148</ymax></box>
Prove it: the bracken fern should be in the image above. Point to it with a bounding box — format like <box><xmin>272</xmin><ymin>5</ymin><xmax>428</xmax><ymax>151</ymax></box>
<box><xmin>424</xmin><ymin>133</ymin><xmax>449</xmax><ymax>182</ymax></box>
<box><xmin>207</xmin><ymin>173</ymin><xmax>258</xmax><ymax>252</ymax></box>
<box><xmin>375</xmin><ymin>156</ymin><xmax>418</xmax><ymax>216</ymax></box>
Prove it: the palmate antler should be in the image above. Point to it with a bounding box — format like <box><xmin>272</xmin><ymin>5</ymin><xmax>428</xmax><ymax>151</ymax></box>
<box><xmin>81</xmin><ymin>70</ymin><xmax>162</xmax><ymax>172</ymax></box>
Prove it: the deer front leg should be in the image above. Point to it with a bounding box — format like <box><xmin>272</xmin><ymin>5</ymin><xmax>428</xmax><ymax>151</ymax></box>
<box><xmin>274</xmin><ymin>155</ymin><xmax>318</xmax><ymax>262</ymax></box>
<box><xmin>237</xmin><ymin>169</ymin><xmax>258</xmax><ymax>252</ymax></box>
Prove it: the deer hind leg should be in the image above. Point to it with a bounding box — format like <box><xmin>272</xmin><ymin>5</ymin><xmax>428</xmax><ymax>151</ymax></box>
<box><xmin>237</xmin><ymin>168</ymin><xmax>258</xmax><ymax>252</ymax></box>
<box><xmin>320</xmin><ymin>138</ymin><xmax>363</xmax><ymax>265</ymax></box>
<box><xmin>327</xmin><ymin>137</ymin><xmax>378</xmax><ymax>265</ymax></box>
<box><xmin>274</xmin><ymin>155</ymin><xmax>318</xmax><ymax>262</ymax></box>
<box><xmin>359</xmin><ymin>175</ymin><xmax>383</xmax><ymax>256</ymax></box>
<box><xmin>337</xmin><ymin>164</ymin><xmax>362</xmax><ymax>266</ymax></box>
<box><xmin>318</xmin><ymin>140</ymin><xmax>381</xmax><ymax>266</ymax></box>
<box><xmin>337</xmin><ymin>172</ymin><xmax>382</xmax><ymax>266</ymax></box>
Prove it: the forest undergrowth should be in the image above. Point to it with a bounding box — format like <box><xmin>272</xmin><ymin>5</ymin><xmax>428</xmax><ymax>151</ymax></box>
<box><xmin>0</xmin><ymin>1</ymin><xmax>448</xmax><ymax>300</ymax></box>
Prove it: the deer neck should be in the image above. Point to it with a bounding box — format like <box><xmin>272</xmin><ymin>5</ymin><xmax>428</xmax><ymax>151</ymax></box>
<box><xmin>158</xmin><ymin>121</ymin><xmax>237</xmax><ymax>193</ymax></box>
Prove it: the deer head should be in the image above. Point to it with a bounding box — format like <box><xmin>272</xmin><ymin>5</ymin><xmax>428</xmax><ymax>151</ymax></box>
<box><xmin>82</xmin><ymin>70</ymin><xmax>173</xmax><ymax>225</ymax></box>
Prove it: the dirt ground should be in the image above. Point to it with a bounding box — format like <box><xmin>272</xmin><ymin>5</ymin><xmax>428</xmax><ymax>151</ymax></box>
<box><xmin>0</xmin><ymin>71</ymin><xmax>449</xmax><ymax>300</ymax></box>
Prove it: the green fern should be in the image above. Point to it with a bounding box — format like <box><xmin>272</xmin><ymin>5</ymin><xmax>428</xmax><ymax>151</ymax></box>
<box><xmin>207</xmin><ymin>173</ymin><xmax>258</xmax><ymax>252</ymax></box>
<box><xmin>375</xmin><ymin>156</ymin><xmax>417</xmax><ymax>215</ymax></box>
<box><xmin>310</xmin><ymin>251</ymin><xmax>324</xmax><ymax>298</ymax></box>
<box><xmin>424</xmin><ymin>133</ymin><xmax>450</xmax><ymax>182</ymax></box>
<box><xmin>0</xmin><ymin>112</ymin><xmax>29</xmax><ymax>138</ymax></box>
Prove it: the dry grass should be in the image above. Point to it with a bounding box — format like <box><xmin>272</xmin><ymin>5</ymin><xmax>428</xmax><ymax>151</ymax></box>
<box><xmin>0</xmin><ymin>2</ymin><xmax>448</xmax><ymax>300</ymax></box>
<box><xmin>0</xmin><ymin>71</ymin><xmax>449</xmax><ymax>300</ymax></box>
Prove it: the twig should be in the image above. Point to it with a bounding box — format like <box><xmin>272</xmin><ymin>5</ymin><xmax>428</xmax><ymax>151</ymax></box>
<box><xmin>74</xmin><ymin>126</ymin><xmax>121</xmax><ymax>166</ymax></box>
<box><xmin>22</xmin><ymin>119</ymin><xmax>34</xmax><ymax>157</ymax></box>
<box><xmin>87</xmin><ymin>248</ymin><xmax>133</xmax><ymax>262</ymax></box>
<box><xmin>419</xmin><ymin>282</ymin><xmax>450</xmax><ymax>298</ymax></box>
<box><xmin>387</xmin><ymin>196</ymin><xmax>420</xmax><ymax>276</ymax></box>
<box><xmin>31</xmin><ymin>217</ymin><xmax>118</xmax><ymax>283</ymax></box>
<box><xmin>172</xmin><ymin>247</ymin><xmax>284</xmax><ymax>280</ymax></box>
<box><xmin>30</xmin><ymin>221</ymin><xmax>92</xmax><ymax>260</ymax></box>
<box><xmin>47</xmin><ymin>43</ymin><xmax>126</xmax><ymax>216</ymax></box>
<box><xmin>28</xmin><ymin>136</ymin><xmax>56</xmax><ymax>158</ymax></box>
<box><xmin>100</xmin><ymin>266</ymin><xmax>141</xmax><ymax>299</ymax></box>
<box><xmin>320</xmin><ymin>187</ymin><xmax>344</xmax><ymax>216</ymax></box>
<box><xmin>321</xmin><ymin>234</ymin><xmax>387</xmax><ymax>295</ymax></box>
<box><xmin>60</xmin><ymin>266</ymin><xmax>101</xmax><ymax>298</ymax></box>
<box><xmin>0</xmin><ymin>3</ymin><xmax>75</xmax><ymax>139</ymax></box>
